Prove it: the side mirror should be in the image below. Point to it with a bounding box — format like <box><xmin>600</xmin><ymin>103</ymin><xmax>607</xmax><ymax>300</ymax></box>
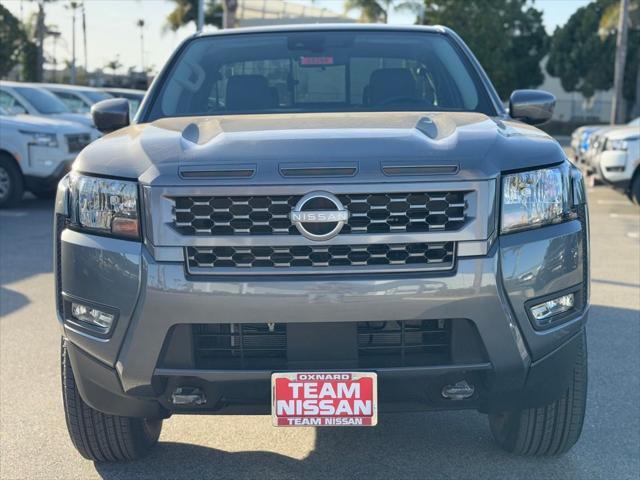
<box><xmin>91</xmin><ymin>98</ymin><xmax>130</xmax><ymax>133</ymax></box>
<box><xmin>509</xmin><ymin>90</ymin><xmax>555</xmax><ymax>125</ymax></box>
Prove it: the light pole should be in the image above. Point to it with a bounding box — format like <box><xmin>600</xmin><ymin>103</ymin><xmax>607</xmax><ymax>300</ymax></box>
<box><xmin>71</xmin><ymin>7</ymin><xmax>76</xmax><ymax>84</ymax></box>
<box><xmin>197</xmin><ymin>0</ymin><xmax>204</xmax><ymax>32</ymax></box>
<box><xmin>137</xmin><ymin>19</ymin><xmax>145</xmax><ymax>71</ymax></box>
<box><xmin>67</xmin><ymin>1</ymin><xmax>80</xmax><ymax>85</ymax></box>
<box><xmin>82</xmin><ymin>3</ymin><xmax>88</xmax><ymax>75</ymax></box>
<box><xmin>49</xmin><ymin>30</ymin><xmax>61</xmax><ymax>82</ymax></box>
<box><xmin>611</xmin><ymin>0</ymin><xmax>629</xmax><ymax>124</ymax></box>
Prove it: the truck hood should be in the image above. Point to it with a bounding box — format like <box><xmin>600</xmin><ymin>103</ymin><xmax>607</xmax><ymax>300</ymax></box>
<box><xmin>50</xmin><ymin>112</ymin><xmax>95</xmax><ymax>128</ymax></box>
<box><xmin>74</xmin><ymin>112</ymin><xmax>566</xmax><ymax>184</ymax></box>
<box><xmin>1</xmin><ymin>113</ymin><xmax>93</xmax><ymax>134</ymax></box>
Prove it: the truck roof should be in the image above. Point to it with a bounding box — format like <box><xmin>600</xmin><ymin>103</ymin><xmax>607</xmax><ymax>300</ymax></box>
<box><xmin>194</xmin><ymin>23</ymin><xmax>448</xmax><ymax>38</ymax></box>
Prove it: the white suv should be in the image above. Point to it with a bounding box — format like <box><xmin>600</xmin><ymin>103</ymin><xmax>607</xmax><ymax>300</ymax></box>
<box><xmin>596</xmin><ymin>123</ymin><xmax>640</xmax><ymax>204</ymax></box>
<box><xmin>0</xmin><ymin>107</ymin><xmax>94</xmax><ymax>207</ymax></box>
<box><xmin>0</xmin><ymin>81</ymin><xmax>98</xmax><ymax>133</ymax></box>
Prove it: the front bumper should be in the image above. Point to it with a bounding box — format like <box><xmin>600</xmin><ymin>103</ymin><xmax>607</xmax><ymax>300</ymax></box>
<box><xmin>56</xmin><ymin>202</ymin><xmax>589</xmax><ymax>418</ymax></box>
<box><xmin>597</xmin><ymin>150</ymin><xmax>632</xmax><ymax>190</ymax></box>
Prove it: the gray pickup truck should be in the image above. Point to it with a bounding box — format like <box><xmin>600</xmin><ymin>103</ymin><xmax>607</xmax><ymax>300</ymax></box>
<box><xmin>54</xmin><ymin>25</ymin><xmax>589</xmax><ymax>461</ymax></box>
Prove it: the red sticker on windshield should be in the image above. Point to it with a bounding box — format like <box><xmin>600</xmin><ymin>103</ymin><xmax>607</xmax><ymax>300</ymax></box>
<box><xmin>300</xmin><ymin>56</ymin><xmax>334</xmax><ymax>66</ymax></box>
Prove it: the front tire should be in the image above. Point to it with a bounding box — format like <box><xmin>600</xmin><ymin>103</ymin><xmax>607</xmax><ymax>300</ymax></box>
<box><xmin>0</xmin><ymin>154</ymin><xmax>24</xmax><ymax>208</ymax></box>
<box><xmin>488</xmin><ymin>332</ymin><xmax>587</xmax><ymax>456</ymax></box>
<box><xmin>61</xmin><ymin>339</ymin><xmax>162</xmax><ymax>462</ymax></box>
<box><xmin>630</xmin><ymin>174</ymin><xmax>640</xmax><ymax>205</ymax></box>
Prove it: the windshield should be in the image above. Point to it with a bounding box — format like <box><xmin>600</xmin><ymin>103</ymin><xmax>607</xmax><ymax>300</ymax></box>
<box><xmin>146</xmin><ymin>31</ymin><xmax>496</xmax><ymax>120</ymax></box>
<box><xmin>15</xmin><ymin>86</ymin><xmax>69</xmax><ymax>114</ymax></box>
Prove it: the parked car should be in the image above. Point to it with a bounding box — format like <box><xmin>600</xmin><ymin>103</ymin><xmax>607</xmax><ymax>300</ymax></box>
<box><xmin>101</xmin><ymin>87</ymin><xmax>146</xmax><ymax>116</ymax></box>
<box><xmin>584</xmin><ymin>118</ymin><xmax>640</xmax><ymax>178</ymax></box>
<box><xmin>593</xmin><ymin>125</ymin><xmax>640</xmax><ymax>203</ymax></box>
<box><xmin>55</xmin><ymin>25</ymin><xmax>589</xmax><ymax>461</ymax></box>
<box><xmin>571</xmin><ymin>124</ymin><xmax>605</xmax><ymax>164</ymax></box>
<box><xmin>0</xmin><ymin>81</ymin><xmax>99</xmax><ymax>134</ymax></box>
<box><xmin>0</xmin><ymin>106</ymin><xmax>93</xmax><ymax>207</ymax></box>
<box><xmin>38</xmin><ymin>83</ymin><xmax>113</xmax><ymax>113</ymax></box>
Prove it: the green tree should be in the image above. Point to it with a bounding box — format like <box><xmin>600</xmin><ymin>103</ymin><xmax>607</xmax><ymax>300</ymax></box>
<box><xmin>0</xmin><ymin>5</ymin><xmax>28</xmax><ymax>77</ymax></box>
<box><xmin>419</xmin><ymin>0</ymin><xmax>548</xmax><ymax>99</ymax></box>
<box><xmin>547</xmin><ymin>0</ymin><xmax>617</xmax><ymax>98</ymax></box>
<box><xmin>547</xmin><ymin>0</ymin><xmax>639</xmax><ymax>117</ymax></box>
<box><xmin>344</xmin><ymin>0</ymin><xmax>391</xmax><ymax>22</ymax></box>
<box><xmin>21</xmin><ymin>41</ymin><xmax>39</xmax><ymax>81</ymax></box>
<box><xmin>344</xmin><ymin>0</ymin><xmax>421</xmax><ymax>23</ymax></box>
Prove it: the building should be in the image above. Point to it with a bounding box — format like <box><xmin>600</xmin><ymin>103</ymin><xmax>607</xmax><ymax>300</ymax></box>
<box><xmin>236</xmin><ymin>0</ymin><xmax>355</xmax><ymax>26</ymax></box>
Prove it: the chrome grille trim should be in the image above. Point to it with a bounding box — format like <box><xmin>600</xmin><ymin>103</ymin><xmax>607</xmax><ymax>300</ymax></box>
<box><xmin>186</xmin><ymin>242</ymin><xmax>455</xmax><ymax>275</ymax></box>
<box><xmin>143</xmin><ymin>180</ymin><xmax>495</xmax><ymax>251</ymax></box>
<box><xmin>172</xmin><ymin>191</ymin><xmax>468</xmax><ymax>236</ymax></box>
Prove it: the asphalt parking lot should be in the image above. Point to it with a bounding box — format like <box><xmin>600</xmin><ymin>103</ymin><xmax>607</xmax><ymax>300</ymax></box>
<box><xmin>1</xmin><ymin>182</ymin><xmax>639</xmax><ymax>480</ymax></box>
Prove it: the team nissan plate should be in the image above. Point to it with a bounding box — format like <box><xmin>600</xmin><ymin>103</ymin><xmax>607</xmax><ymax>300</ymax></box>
<box><xmin>54</xmin><ymin>25</ymin><xmax>589</xmax><ymax>461</ymax></box>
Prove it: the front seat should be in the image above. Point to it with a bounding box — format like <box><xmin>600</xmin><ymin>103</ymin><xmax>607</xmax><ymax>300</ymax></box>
<box><xmin>226</xmin><ymin>75</ymin><xmax>273</xmax><ymax>111</ymax></box>
<box><xmin>365</xmin><ymin>68</ymin><xmax>416</xmax><ymax>106</ymax></box>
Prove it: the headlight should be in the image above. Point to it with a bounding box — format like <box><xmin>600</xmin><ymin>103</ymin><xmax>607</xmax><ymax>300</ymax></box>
<box><xmin>605</xmin><ymin>139</ymin><xmax>628</xmax><ymax>151</ymax></box>
<box><xmin>68</xmin><ymin>173</ymin><xmax>140</xmax><ymax>239</ymax></box>
<box><xmin>19</xmin><ymin>130</ymin><xmax>58</xmax><ymax>147</ymax></box>
<box><xmin>501</xmin><ymin>165</ymin><xmax>573</xmax><ymax>234</ymax></box>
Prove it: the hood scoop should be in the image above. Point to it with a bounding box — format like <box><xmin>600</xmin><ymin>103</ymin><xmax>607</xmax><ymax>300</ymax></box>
<box><xmin>179</xmin><ymin>164</ymin><xmax>256</xmax><ymax>179</ymax></box>
<box><xmin>416</xmin><ymin>116</ymin><xmax>439</xmax><ymax>139</ymax></box>
<box><xmin>181</xmin><ymin>123</ymin><xmax>200</xmax><ymax>144</ymax></box>
<box><xmin>381</xmin><ymin>163</ymin><xmax>459</xmax><ymax>176</ymax></box>
<box><xmin>279</xmin><ymin>163</ymin><xmax>358</xmax><ymax>178</ymax></box>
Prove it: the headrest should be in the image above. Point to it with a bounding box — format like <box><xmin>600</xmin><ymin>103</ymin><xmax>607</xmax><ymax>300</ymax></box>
<box><xmin>226</xmin><ymin>75</ymin><xmax>273</xmax><ymax>111</ymax></box>
<box><xmin>367</xmin><ymin>68</ymin><xmax>416</xmax><ymax>105</ymax></box>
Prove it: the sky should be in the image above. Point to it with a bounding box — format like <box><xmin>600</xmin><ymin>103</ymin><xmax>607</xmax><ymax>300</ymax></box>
<box><xmin>3</xmin><ymin>0</ymin><xmax>592</xmax><ymax>75</ymax></box>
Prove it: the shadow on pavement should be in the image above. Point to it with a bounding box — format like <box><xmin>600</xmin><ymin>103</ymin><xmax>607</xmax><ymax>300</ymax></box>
<box><xmin>0</xmin><ymin>286</ymin><xmax>30</xmax><ymax>317</ymax></box>
<box><xmin>0</xmin><ymin>197</ymin><xmax>55</xmax><ymax>316</ymax></box>
<box><xmin>94</xmin><ymin>410</ymin><xmax>577</xmax><ymax>480</ymax></box>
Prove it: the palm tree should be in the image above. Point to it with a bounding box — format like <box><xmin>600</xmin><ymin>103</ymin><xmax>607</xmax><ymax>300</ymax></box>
<box><xmin>105</xmin><ymin>57</ymin><xmax>122</xmax><ymax>77</ymax></box>
<box><xmin>344</xmin><ymin>0</ymin><xmax>390</xmax><ymax>23</ymax></box>
<box><xmin>344</xmin><ymin>0</ymin><xmax>421</xmax><ymax>24</ymax></box>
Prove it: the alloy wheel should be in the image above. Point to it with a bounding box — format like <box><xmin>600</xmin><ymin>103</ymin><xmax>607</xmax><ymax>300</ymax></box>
<box><xmin>0</xmin><ymin>166</ymin><xmax>11</xmax><ymax>201</ymax></box>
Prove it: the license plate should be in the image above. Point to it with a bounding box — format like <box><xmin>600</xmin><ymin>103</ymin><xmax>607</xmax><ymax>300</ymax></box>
<box><xmin>271</xmin><ymin>372</ymin><xmax>377</xmax><ymax>427</ymax></box>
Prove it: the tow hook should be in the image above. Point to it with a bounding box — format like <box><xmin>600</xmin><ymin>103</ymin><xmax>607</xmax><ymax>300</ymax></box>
<box><xmin>441</xmin><ymin>381</ymin><xmax>475</xmax><ymax>400</ymax></box>
<box><xmin>171</xmin><ymin>387</ymin><xmax>207</xmax><ymax>406</ymax></box>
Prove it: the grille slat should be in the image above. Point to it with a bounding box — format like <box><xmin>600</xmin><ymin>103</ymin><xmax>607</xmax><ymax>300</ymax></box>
<box><xmin>191</xmin><ymin>320</ymin><xmax>452</xmax><ymax>370</ymax></box>
<box><xmin>172</xmin><ymin>191</ymin><xmax>468</xmax><ymax>236</ymax></box>
<box><xmin>187</xmin><ymin>242</ymin><xmax>455</xmax><ymax>272</ymax></box>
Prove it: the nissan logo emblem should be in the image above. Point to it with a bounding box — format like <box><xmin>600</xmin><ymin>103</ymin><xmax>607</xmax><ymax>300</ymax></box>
<box><xmin>290</xmin><ymin>192</ymin><xmax>349</xmax><ymax>241</ymax></box>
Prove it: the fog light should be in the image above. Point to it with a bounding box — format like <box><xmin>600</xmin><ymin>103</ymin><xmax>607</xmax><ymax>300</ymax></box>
<box><xmin>530</xmin><ymin>293</ymin><xmax>575</xmax><ymax>327</ymax></box>
<box><xmin>71</xmin><ymin>303</ymin><xmax>115</xmax><ymax>332</ymax></box>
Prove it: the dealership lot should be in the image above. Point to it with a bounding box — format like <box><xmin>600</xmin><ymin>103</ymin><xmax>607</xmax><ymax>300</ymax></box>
<box><xmin>0</xmin><ymin>184</ymin><xmax>638</xmax><ymax>480</ymax></box>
